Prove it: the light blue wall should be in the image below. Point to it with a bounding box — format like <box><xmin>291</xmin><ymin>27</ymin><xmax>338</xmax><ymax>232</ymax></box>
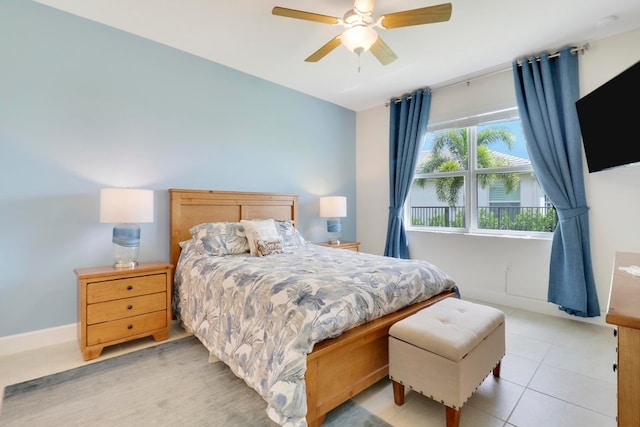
<box><xmin>0</xmin><ymin>1</ymin><xmax>356</xmax><ymax>337</ymax></box>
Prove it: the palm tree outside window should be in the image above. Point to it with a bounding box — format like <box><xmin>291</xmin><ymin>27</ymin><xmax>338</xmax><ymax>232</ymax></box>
<box><xmin>408</xmin><ymin>114</ymin><xmax>557</xmax><ymax>234</ymax></box>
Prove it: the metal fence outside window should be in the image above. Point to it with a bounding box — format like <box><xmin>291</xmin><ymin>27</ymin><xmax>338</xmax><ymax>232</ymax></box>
<box><xmin>410</xmin><ymin>206</ymin><xmax>557</xmax><ymax>231</ymax></box>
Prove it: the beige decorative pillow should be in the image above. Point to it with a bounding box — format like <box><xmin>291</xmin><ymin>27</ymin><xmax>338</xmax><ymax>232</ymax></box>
<box><xmin>241</xmin><ymin>219</ymin><xmax>280</xmax><ymax>256</ymax></box>
<box><xmin>256</xmin><ymin>239</ymin><xmax>283</xmax><ymax>256</ymax></box>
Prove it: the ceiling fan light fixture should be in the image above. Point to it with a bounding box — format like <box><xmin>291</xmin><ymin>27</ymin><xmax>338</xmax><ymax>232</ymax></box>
<box><xmin>341</xmin><ymin>25</ymin><xmax>378</xmax><ymax>54</ymax></box>
<box><xmin>272</xmin><ymin>2</ymin><xmax>452</xmax><ymax>65</ymax></box>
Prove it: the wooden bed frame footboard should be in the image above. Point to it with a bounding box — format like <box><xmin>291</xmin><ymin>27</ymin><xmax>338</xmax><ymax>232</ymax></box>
<box><xmin>168</xmin><ymin>189</ymin><xmax>456</xmax><ymax>426</ymax></box>
<box><xmin>304</xmin><ymin>290</ymin><xmax>456</xmax><ymax>427</ymax></box>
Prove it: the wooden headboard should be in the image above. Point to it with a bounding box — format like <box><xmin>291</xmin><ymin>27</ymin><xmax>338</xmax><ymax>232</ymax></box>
<box><xmin>168</xmin><ymin>189</ymin><xmax>299</xmax><ymax>267</ymax></box>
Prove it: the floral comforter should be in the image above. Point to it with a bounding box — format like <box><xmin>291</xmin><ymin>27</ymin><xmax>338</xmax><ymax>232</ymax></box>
<box><xmin>173</xmin><ymin>242</ymin><xmax>457</xmax><ymax>426</ymax></box>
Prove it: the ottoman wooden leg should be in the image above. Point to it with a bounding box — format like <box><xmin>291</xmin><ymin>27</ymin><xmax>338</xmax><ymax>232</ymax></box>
<box><xmin>445</xmin><ymin>406</ymin><xmax>461</xmax><ymax>427</ymax></box>
<box><xmin>493</xmin><ymin>360</ymin><xmax>502</xmax><ymax>377</ymax></box>
<box><xmin>392</xmin><ymin>380</ymin><xmax>405</xmax><ymax>405</ymax></box>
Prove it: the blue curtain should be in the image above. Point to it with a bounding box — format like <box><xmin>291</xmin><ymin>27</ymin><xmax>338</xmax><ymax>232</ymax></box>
<box><xmin>384</xmin><ymin>89</ymin><xmax>431</xmax><ymax>258</ymax></box>
<box><xmin>513</xmin><ymin>47</ymin><xmax>599</xmax><ymax>317</ymax></box>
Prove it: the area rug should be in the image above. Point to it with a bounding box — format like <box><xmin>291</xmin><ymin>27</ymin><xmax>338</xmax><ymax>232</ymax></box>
<box><xmin>1</xmin><ymin>336</ymin><xmax>391</xmax><ymax>427</ymax></box>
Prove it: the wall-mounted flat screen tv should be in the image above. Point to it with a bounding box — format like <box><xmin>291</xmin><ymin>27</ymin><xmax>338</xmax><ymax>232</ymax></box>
<box><xmin>576</xmin><ymin>60</ymin><xmax>640</xmax><ymax>173</ymax></box>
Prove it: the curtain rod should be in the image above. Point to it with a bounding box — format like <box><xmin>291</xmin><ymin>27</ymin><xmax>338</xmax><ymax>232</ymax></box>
<box><xmin>516</xmin><ymin>43</ymin><xmax>589</xmax><ymax>65</ymax></box>
<box><xmin>386</xmin><ymin>43</ymin><xmax>589</xmax><ymax>106</ymax></box>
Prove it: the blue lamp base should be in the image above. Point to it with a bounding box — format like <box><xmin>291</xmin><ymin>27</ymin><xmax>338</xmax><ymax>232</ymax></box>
<box><xmin>327</xmin><ymin>219</ymin><xmax>342</xmax><ymax>245</ymax></box>
<box><xmin>112</xmin><ymin>223</ymin><xmax>141</xmax><ymax>268</ymax></box>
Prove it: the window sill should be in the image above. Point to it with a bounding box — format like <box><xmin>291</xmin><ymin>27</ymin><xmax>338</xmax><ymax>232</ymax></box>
<box><xmin>406</xmin><ymin>227</ymin><xmax>553</xmax><ymax>241</ymax></box>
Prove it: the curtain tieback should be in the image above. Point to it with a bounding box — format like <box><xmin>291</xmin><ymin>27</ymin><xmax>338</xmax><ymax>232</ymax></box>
<box><xmin>389</xmin><ymin>207</ymin><xmax>402</xmax><ymax>218</ymax></box>
<box><xmin>556</xmin><ymin>206</ymin><xmax>589</xmax><ymax>220</ymax></box>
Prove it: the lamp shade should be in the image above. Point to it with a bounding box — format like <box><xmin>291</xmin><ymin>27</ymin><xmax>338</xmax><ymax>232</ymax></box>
<box><xmin>100</xmin><ymin>188</ymin><xmax>154</xmax><ymax>224</ymax></box>
<box><xmin>319</xmin><ymin>196</ymin><xmax>347</xmax><ymax>218</ymax></box>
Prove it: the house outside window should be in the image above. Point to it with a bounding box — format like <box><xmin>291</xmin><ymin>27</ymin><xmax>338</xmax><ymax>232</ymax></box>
<box><xmin>408</xmin><ymin>110</ymin><xmax>557</xmax><ymax>236</ymax></box>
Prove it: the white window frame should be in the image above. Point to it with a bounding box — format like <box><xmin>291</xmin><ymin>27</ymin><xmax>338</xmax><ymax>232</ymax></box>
<box><xmin>406</xmin><ymin>108</ymin><xmax>554</xmax><ymax>239</ymax></box>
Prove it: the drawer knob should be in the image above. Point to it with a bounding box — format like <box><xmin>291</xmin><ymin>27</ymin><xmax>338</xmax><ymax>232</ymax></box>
<box><xmin>127</xmin><ymin>285</ymin><xmax>133</xmax><ymax>291</ymax></box>
<box><xmin>613</xmin><ymin>329</ymin><xmax>617</xmax><ymax>337</ymax></box>
<box><xmin>127</xmin><ymin>304</ymin><xmax>133</xmax><ymax>310</ymax></box>
<box><xmin>613</xmin><ymin>363</ymin><xmax>617</xmax><ymax>372</ymax></box>
<box><xmin>127</xmin><ymin>324</ymin><xmax>133</xmax><ymax>330</ymax></box>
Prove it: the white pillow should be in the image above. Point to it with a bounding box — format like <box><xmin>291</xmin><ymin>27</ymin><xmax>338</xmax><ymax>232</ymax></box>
<box><xmin>241</xmin><ymin>219</ymin><xmax>281</xmax><ymax>256</ymax></box>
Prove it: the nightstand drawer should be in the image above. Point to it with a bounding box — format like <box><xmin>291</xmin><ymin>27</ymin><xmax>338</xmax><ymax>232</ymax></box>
<box><xmin>87</xmin><ymin>292</ymin><xmax>167</xmax><ymax>324</ymax></box>
<box><xmin>87</xmin><ymin>311</ymin><xmax>167</xmax><ymax>346</ymax></box>
<box><xmin>87</xmin><ymin>274</ymin><xmax>167</xmax><ymax>303</ymax></box>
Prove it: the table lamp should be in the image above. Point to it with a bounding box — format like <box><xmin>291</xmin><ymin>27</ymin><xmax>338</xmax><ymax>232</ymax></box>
<box><xmin>319</xmin><ymin>196</ymin><xmax>347</xmax><ymax>245</ymax></box>
<box><xmin>100</xmin><ymin>188</ymin><xmax>154</xmax><ymax>268</ymax></box>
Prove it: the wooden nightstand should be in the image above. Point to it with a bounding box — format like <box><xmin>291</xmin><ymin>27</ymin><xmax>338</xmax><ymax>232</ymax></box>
<box><xmin>75</xmin><ymin>262</ymin><xmax>173</xmax><ymax>361</ymax></box>
<box><xmin>315</xmin><ymin>241</ymin><xmax>360</xmax><ymax>252</ymax></box>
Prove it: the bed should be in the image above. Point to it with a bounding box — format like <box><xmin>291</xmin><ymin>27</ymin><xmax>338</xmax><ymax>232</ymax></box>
<box><xmin>169</xmin><ymin>189</ymin><xmax>458</xmax><ymax>427</ymax></box>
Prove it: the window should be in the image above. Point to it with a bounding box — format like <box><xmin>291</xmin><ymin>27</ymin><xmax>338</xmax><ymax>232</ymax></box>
<box><xmin>408</xmin><ymin>109</ymin><xmax>556</xmax><ymax>236</ymax></box>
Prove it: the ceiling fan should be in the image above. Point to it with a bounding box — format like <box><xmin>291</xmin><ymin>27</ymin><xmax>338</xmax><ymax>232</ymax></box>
<box><xmin>272</xmin><ymin>0</ymin><xmax>452</xmax><ymax>66</ymax></box>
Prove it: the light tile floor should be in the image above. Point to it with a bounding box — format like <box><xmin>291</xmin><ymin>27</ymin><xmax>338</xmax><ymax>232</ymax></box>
<box><xmin>0</xmin><ymin>302</ymin><xmax>618</xmax><ymax>426</ymax></box>
<box><xmin>355</xmin><ymin>302</ymin><xmax>618</xmax><ymax>427</ymax></box>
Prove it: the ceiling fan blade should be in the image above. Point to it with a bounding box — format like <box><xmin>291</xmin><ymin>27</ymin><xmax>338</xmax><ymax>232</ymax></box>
<box><xmin>354</xmin><ymin>0</ymin><xmax>375</xmax><ymax>14</ymax></box>
<box><xmin>305</xmin><ymin>36</ymin><xmax>342</xmax><ymax>62</ymax></box>
<box><xmin>379</xmin><ymin>3</ymin><xmax>452</xmax><ymax>29</ymax></box>
<box><xmin>272</xmin><ymin>6</ymin><xmax>340</xmax><ymax>25</ymax></box>
<box><xmin>369</xmin><ymin>37</ymin><xmax>398</xmax><ymax>65</ymax></box>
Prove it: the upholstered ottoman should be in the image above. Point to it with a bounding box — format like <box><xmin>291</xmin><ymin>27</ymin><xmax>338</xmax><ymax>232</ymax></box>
<box><xmin>389</xmin><ymin>298</ymin><xmax>505</xmax><ymax>427</ymax></box>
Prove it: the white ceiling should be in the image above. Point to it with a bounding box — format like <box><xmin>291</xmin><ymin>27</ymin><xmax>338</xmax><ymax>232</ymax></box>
<box><xmin>35</xmin><ymin>0</ymin><xmax>640</xmax><ymax>112</ymax></box>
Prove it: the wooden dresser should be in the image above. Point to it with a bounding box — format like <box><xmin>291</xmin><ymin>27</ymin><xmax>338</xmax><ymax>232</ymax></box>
<box><xmin>606</xmin><ymin>251</ymin><xmax>640</xmax><ymax>427</ymax></box>
<box><xmin>75</xmin><ymin>262</ymin><xmax>173</xmax><ymax>361</ymax></box>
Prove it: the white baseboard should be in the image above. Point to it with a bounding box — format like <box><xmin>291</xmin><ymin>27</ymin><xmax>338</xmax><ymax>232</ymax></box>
<box><xmin>0</xmin><ymin>323</ymin><xmax>77</xmax><ymax>357</ymax></box>
<box><xmin>461</xmin><ymin>288</ymin><xmax>609</xmax><ymax>328</ymax></box>
<box><xmin>0</xmin><ymin>292</ymin><xmax>611</xmax><ymax>357</ymax></box>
